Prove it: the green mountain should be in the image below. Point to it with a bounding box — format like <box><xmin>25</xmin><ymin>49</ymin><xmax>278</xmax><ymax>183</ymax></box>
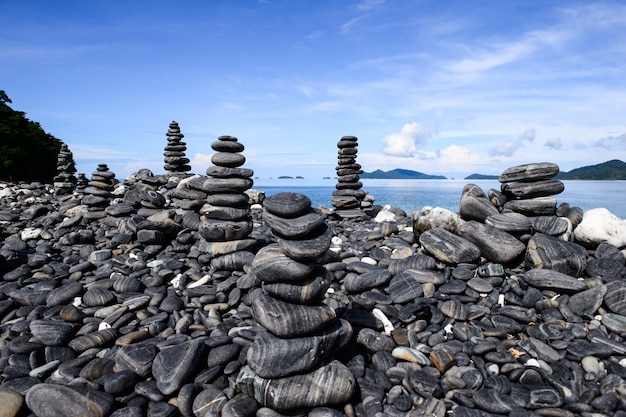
<box><xmin>556</xmin><ymin>160</ymin><xmax>626</xmax><ymax>180</ymax></box>
<box><xmin>361</xmin><ymin>168</ymin><xmax>447</xmax><ymax>180</ymax></box>
<box><xmin>465</xmin><ymin>173</ymin><xmax>499</xmax><ymax>180</ymax></box>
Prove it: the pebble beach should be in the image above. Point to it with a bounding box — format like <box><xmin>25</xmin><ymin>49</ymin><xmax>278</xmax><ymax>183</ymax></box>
<box><xmin>1</xmin><ymin>131</ymin><xmax>626</xmax><ymax>417</ymax></box>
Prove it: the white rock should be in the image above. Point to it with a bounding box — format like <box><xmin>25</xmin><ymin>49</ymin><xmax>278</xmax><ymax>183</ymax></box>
<box><xmin>411</xmin><ymin>206</ymin><xmax>462</xmax><ymax>236</ymax></box>
<box><xmin>21</xmin><ymin>228</ymin><xmax>42</xmax><ymax>241</ymax></box>
<box><xmin>374</xmin><ymin>210</ymin><xmax>396</xmax><ymax>223</ymax></box>
<box><xmin>574</xmin><ymin>208</ymin><xmax>626</xmax><ymax>247</ymax></box>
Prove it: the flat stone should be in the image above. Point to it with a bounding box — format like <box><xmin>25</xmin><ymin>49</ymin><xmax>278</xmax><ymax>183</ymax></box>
<box><xmin>211</xmin><ymin>152</ymin><xmax>246</xmax><ymax>168</ymax></box>
<box><xmin>525</xmin><ymin>233</ymin><xmax>587</xmax><ymax>277</ymax></box>
<box><xmin>387</xmin><ymin>272</ymin><xmax>424</xmax><ymax>303</ymax></box>
<box><xmin>458</xmin><ymin>221</ymin><xmax>526</xmax><ymax>264</ymax></box>
<box><xmin>604</xmin><ymin>281</ymin><xmax>626</xmax><ymax>315</ymax></box>
<box><xmin>115</xmin><ymin>341</ymin><xmax>158</xmax><ymax>378</ymax></box>
<box><xmin>485</xmin><ymin>212</ymin><xmax>532</xmax><ymax>234</ymax></box>
<box><xmin>277</xmin><ymin>225</ymin><xmax>331</xmax><ymax>260</ymax></box>
<box><xmin>344</xmin><ymin>268</ymin><xmax>392</xmax><ymax>293</ymax></box>
<box><xmin>252</xmin><ymin>293</ymin><xmax>336</xmax><ymax>337</ymax></box>
<box><xmin>0</xmin><ymin>390</ymin><xmax>24</xmax><ymax>417</ymax></box>
<box><xmin>523</xmin><ymin>269</ymin><xmax>587</xmax><ymax>292</ymax></box>
<box><xmin>499</xmin><ymin>162</ymin><xmax>559</xmax><ymax>183</ymax></box>
<box><xmin>568</xmin><ymin>284</ymin><xmax>606</xmax><ymax>317</ymax></box>
<box><xmin>502</xmin><ymin>179</ymin><xmax>564</xmax><ymax>199</ymax></box>
<box><xmin>192</xmin><ymin>385</ymin><xmax>228</xmax><ymax>417</ymax></box>
<box><xmin>419</xmin><ymin>227</ymin><xmax>481</xmax><ymax>264</ymax></box>
<box><xmin>237</xmin><ymin>361</ymin><xmax>355</xmax><ymax>411</ymax></box>
<box><xmin>264</xmin><ymin>192</ymin><xmax>312</xmax><ymax>218</ymax></box>
<box><xmin>263</xmin><ymin>209</ymin><xmax>326</xmax><ymax>239</ymax></box>
<box><xmin>251</xmin><ymin>244</ymin><xmax>315</xmax><ymax>283</ymax></box>
<box><xmin>25</xmin><ymin>384</ymin><xmax>114</xmax><ymax>417</ymax></box>
<box><xmin>459</xmin><ymin>184</ymin><xmax>499</xmax><ymax>222</ymax></box>
<box><xmin>153</xmin><ymin>339</ymin><xmax>207</xmax><ymax>395</ymax></box>
<box><xmin>211</xmin><ymin>140</ymin><xmax>244</xmax><ymax>153</ymax></box>
<box><xmin>247</xmin><ymin>319</ymin><xmax>352</xmax><ymax>378</ymax></box>
<box><xmin>503</xmin><ymin>197</ymin><xmax>557</xmax><ymax>216</ymax></box>
<box><xmin>262</xmin><ymin>265</ymin><xmax>331</xmax><ymax>303</ymax></box>
<box><xmin>199</xmin><ymin>219</ymin><xmax>253</xmax><ymax>241</ymax></box>
<box><xmin>532</xmin><ymin>216</ymin><xmax>570</xmax><ymax>236</ymax></box>
<box><xmin>30</xmin><ymin>319</ymin><xmax>74</xmax><ymax>346</ymax></box>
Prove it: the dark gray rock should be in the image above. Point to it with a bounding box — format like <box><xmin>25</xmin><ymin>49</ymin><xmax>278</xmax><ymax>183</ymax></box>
<box><xmin>419</xmin><ymin>227</ymin><xmax>481</xmax><ymax>264</ymax></box>
<box><xmin>25</xmin><ymin>383</ymin><xmax>114</xmax><ymax>417</ymax></box>
<box><xmin>459</xmin><ymin>184</ymin><xmax>499</xmax><ymax>221</ymax></box>
<box><xmin>485</xmin><ymin>212</ymin><xmax>532</xmax><ymax>234</ymax></box>
<box><xmin>502</xmin><ymin>179</ymin><xmax>564</xmax><ymax>199</ymax></box>
<box><xmin>264</xmin><ymin>192</ymin><xmax>312</xmax><ymax>218</ymax></box>
<box><xmin>153</xmin><ymin>339</ymin><xmax>207</xmax><ymax>395</ymax></box>
<box><xmin>523</xmin><ymin>269</ymin><xmax>587</xmax><ymax>292</ymax></box>
<box><xmin>525</xmin><ymin>233</ymin><xmax>587</xmax><ymax>277</ymax></box>
<box><xmin>499</xmin><ymin>162</ymin><xmax>559</xmax><ymax>183</ymax></box>
<box><xmin>459</xmin><ymin>221</ymin><xmax>526</xmax><ymax>264</ymax></box>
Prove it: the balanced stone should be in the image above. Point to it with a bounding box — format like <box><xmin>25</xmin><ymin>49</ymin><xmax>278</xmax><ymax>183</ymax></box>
<box><xmin>331</xmin><ymin>136</ymin><xmax>369</xmax><ymax>211</ymax></box>
<box><xmin>459</xmin><ymin>221</ymin><xmax>526</xmax><ymax>264</ymax></box>
<box><xmin>418</xmin><ymin>227</ymin><xmax>481</xmax><ymax>264</ymax></box>
<box><xmin>499</xmin><ymin>162</ymin><xmax>559</xmax><ymax>182</ymax></box>
<box><xmin>163</xmin><ymin>121</ymin><xmax>191</xmax><ymax>172</ymax></box>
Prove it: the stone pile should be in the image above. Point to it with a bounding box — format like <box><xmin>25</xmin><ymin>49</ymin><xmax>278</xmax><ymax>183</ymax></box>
<box><xmin>1</xmin><ymin>161</ymin><xmax>626</xmax><ymax>417</ymax></box>
<box><xmin>82</xmin><ymin>164</ymin><xmax>116</xmax><ymax>220</ymax></box>
<box><xmin>331</xmin><ymin>136</ymin><xmax>368</xmax><ymax>212</ymax></box>
<box><xmin>238</xmin><ymin>192</ymin><xmax>356</xmax><ymax>410</ymax></box>
<box><xmin>52</xmin><ymin>143</ymin><xmax>77</xmax><ymax>195</ymax></box>
<box><xmin>163</xmin><ymin>121</ymin><xmax>191</xmax><ymax>173</ymax></box>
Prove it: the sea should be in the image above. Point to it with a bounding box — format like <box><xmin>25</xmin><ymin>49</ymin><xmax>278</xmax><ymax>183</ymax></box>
<box><xmin>251</xmin><ymin>178</ymin><xmax>626</xmax><ymax>220</ymax></box>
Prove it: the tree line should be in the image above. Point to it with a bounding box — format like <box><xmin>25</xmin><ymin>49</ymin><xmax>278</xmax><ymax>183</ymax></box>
<box><xmin>0</xmin><ymin>90</ymin><xmax>62</xmax><ymax>183</ymax></box>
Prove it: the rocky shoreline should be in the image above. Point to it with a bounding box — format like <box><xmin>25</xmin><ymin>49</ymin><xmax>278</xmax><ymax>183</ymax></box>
<box><xmin>1</xmin><ymin>161</ymin><xmax>626</xmax><ymax>417</ymax></box>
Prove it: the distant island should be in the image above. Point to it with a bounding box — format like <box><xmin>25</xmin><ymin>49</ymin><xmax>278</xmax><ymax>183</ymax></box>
<box><xmin>362</xmin><ymin>160</ymin><xmax>626</xmax><ymax>181</ymax></box>
<box><xmin>360</xmin><ymin>168</ymin><xmax>447</xmax><ymax>180</ymax></box>
<box><xmin>466</xmin><ymin>159</ymin><xmax>626</xmax><ymax>181</ymax></box>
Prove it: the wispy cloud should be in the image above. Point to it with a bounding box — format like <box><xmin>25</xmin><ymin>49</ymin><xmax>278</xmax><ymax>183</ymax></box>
<box><xmin>382</xmin><ymin>122</ymin><xmax>433</xmax><ymax>157</ymax></box>
<box><xmin>544</xmin><ymin>137</ymin><xmax>563</xmax><ymax>150</ymax></box>
<box><xmin>593</xmin><ymin>133</ymin><xmax>626</xmax><ymax>150</ymax></box>
<box><xmin>489</xmin><ymin>128</ymin><xmax>536</xmax><ymax>157</ymax></box>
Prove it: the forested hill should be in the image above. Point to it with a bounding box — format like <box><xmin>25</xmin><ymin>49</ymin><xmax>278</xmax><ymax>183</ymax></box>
<box><xmin>0</xmin><ymin>90</ymin><xmax>62</xmax><ymax>182</ymax></box>
<box><xmin>360</xmin><ymin>168</ymin><xmax>447</xmax><ymax>180</ymax></box>
<box><xmin>555</xmin><ymin>160</ymin><xmax>626</xmax><ymax>180</ymax></box>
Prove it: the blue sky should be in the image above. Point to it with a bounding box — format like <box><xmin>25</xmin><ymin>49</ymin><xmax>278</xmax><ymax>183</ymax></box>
<box><xmin>2</xmin><ymin>0</ymin><xmax>625</xmax><ymax>179</ymax></box>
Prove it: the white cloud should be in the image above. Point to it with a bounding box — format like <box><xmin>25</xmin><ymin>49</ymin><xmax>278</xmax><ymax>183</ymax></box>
<box><xmin>544</xmin><ymin>137</ymin><xmax>563</xmax><ymax>150</ymax></box>
<box><xmin>489</xmin><ymin>128</ymin><xmax>536</xmax><ymax>157</ymax></box>
<box><xmin>382</xmin><ymin>122</ymin><xmax>432</xmax><ymax>157</ymax></box>
<box><xmin>593</xmin><ymin>133</ymin><xmax>626</xmax><ymax>150</ymax></box>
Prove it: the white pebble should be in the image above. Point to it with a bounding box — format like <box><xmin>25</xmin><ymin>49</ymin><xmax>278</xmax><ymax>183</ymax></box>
<box><xmin>169</xmin><ymin>273</ymin><xmax>182</xmax><ymax>288</ymax></box>
<box><xmin>72</xmin><ymin>297</ymin><xmax>82</xmax><ymax>307</ymax></box>
<box><xmin>372</xmin><ymin>308</ymin><xmax>394</xmax><ymax>335</ymax></box>
<box><xmin>331</xmin><ymin>236</ymin><xmax>343</xmax><ymax>246</ymax></box>
<box><xmin>526</xmin><ymin>358</ymin><xmax>541</xmax><ymax>368</ymax></box>
<box><xmin>581</xmin><ymin>356</ymin><xmax>600</xmax><ymax>374</ymax></box>
<box><xmin>188</xmin><ymin>274</ymin><xmax>210</xmax><ymax>288</ymax></box>
<box><xmin>98</xmin><ymin>322</ymin><xmax>112</xmax><ymax>331</ymax></box>
<box><xmin>361</xmin><ymin>257</ymin><xmax>377</xmax><ymax>265</ymax></box>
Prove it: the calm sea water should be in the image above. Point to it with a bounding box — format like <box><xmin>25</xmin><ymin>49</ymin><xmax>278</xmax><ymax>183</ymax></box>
<box><xmin>252</xmin><ymin>178</ymin><xmax>626</xmax><ymax>219</ymax></box>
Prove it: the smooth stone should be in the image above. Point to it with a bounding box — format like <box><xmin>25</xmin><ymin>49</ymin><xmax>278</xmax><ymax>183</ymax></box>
<box><xmin>102</xmin><ymin>369</ymin><xmax>140</xmax><ymax>394</ymax></box>
<box><xmin>459</xmin><ymin>184</ymin><xmax>499</xmax><ymax>222</ymax></box>
<box><xmin>356</xmin><ymin>328</ymin><xmax>395</xmax><ymax>352</ymax></box>
<box><xmin>411</xmin><ymin>207</ymin><xmax>462</xmax><ymax>237</ymax></box>
<box><xmin>68</xmin><ymin>328</ymin><xmax>118</xmax><ymax>352</ymax></box>
<box><xmin>525</xmin><ymin>233</ymin><xmax>587</xmax><ymax>277</ymax></box>
<box><xmin>604</xmin><ymin>281</ymin><xmax>626</xmax><ymax>315</ymax></box>
<box><xmin>201</xmin><ymin>177</ymin><xmax>253</xmax><ymax>194</ymax></box>
<box><xmin>387</xmin><ymin>255</ymin><xmax>437</xmax><ymax>274</ymax></box>
<box><xmin>210</xmin><ymin>140</ymin><xmax>245</xmax><ymax>153</ymax></box>
<box><xmin>25</xmin><ymin>383</ymin><xmax>114</xmax><ymax>417</ymax></box>
<box><xmin>440</xmin><ymin>299</ymin><xmax>468</xmax><ymax>320</ymax></box>
<box><xmin>277</xmin><ymin>225</ymin><xmax>331</xmax><ymax>260</ymax></box>
<box><xmin>79</xmin><ymin>357</ymin><xmax>115</xmax><ymax>381</ymax></box>
<box><xmin>263</xmin><ymin>192</ymin><xmax>312</xmax><ymax>218</ymax></box>
<box><xmin>220</xmin><ymin>394</ymin><xmax>259</xmax><ymax>417</ymax></box>
<box><xmin>205</xmin><ymin>193</ymin><xmax>249</xmax><ymax>207</ymax></box>
<box><xmin>199</xmin><ymin>219</ymin><xmax>253</xmax><ymax>241</ymax></box>
<box><xmin>252</xmin><ymin>293</ymin><xmax>336</xmax><ymax>337</ymax></box>
<box><xmin>502</xmin><ymin>179</ymin><xmax>564</xmax><ymax>199</ymax></box>
<box><xmin>262</xmin><ymin>265</ymin><xmax>331</xmax><ymax>304</ymax></box>
<box><xmin>499</xmin><ymin>162</ymin><xmax>559</xmax><ymax>182</ymax></box>
<box><xmin>503</xmin><ymin>197</ymin><xmax>557</xmax><ymax>216</ymax></box>
<box><xmin>574</xmin><ymin>208</ymin><xmax>626</xmax><ymax>247</ymax></box>
<box><xmin>0</xmin><ymin>390</ymin><xmax>24</xmax><ymax>417</ymax></box>
<box><xmin>567</xmin><ymin>284</ymin><xmax>606</xmax><ymax>317</ymax></box>
<box><xmin>201</xmin><ymin>205</ymin><xmax>250</xmax><ymax>221</ymax></box>
<box><xmin>585</xmin><ymin>257</ymin><xmax>625</xmax><ymax>282</ymax></box>
<box><xmin>485</xmin><ymin>212</ymin><xmax>532</xmax><ymax>234</ymax></box>
<box><xmin>523</xmin><ymin>269</ymin><xmax>586</xmax><ymax>292</ymax></box>
<box><xmin>419</xmin><ymin>227</ymin><xmax>481</xmax><ymax>264</ymax></box>
<box><xmin>153</xmin><ymin>338</ymin><xmax>207</xmax><ymax>395</ymax></box>
<box><xmin>30</xmin><ymin>319</ymin><xmax>74</xmax><ymax>346</ymax></box>
<box><xmin>192</xmin><ymin>385</ymin><xmax>228</xmax><ymax>417</ymax></box>
<box><xmin>400</xmin><ymin>269</ymin><xmax>446</xmax><ymax>286</ymax></box>
<box><xmin>458</xmin><ymin>221</ymin><xmax>526</xmax><ymax>264</ymax></box>
<box><xmin>251</xmin><ymin>244</ymin><xmax>315</xmax><ymax>283</ymax></box>
<box><xmin>82</xmin><ymin>287</ymin><xmax>115</xmax><ymax>307</ymax></box>
<box><xmin>472</xmin><ymin>389</ymin><xmax>517</xmax><ymax>414</ymax></box>
<box><xmin>344</xmin><ymin>268</ymin><xmax>392</xmax><ymax>292</ymax></box>
<box><xmin>387</xmin><ymin>272</ymin><xmax>424</xmax><ymax>303</ymax></box>
<box><xmin>115</xmin><ymin>342</ymin><xmax>158</xmax><ymax>378</ymax></box>
<box><xmin>211</xmin><ymin>152</ymin><xmax>246</xmax><ymax>168</ymax></box>
<box><xmin>601</xmin><ymin>312</ymin><xmax>626</xmax><ymax>333</ymax></box>
<box><xmin>532</xmin><ymin>216</ymin><xmax>570</xmax><ymax>236</ymax></box>
<box><xmin>196</xmin><ymin>238</ymin><xmax>257</xmax><ymax>256</ymax></box>
<box><xmin>263</xmin><ymin>209</ymin><xmax>326</xmax><ymax>239</ymax></box>
<box><xmin>407</xmin><ymin>369</ymin><xmax>442</xmax><ymax>398</ymax></box>
<box><xmin>237</xmin><ymin>361</ymin><xmax>356</xmax><ymax>411</ymax></box>
<box><xmin>247</xmin><ymin>319</ymin><xmax>352</xmax><ymax>378</ymax></box>
<box><xmin>206</xmin><ymin>343</ymin><xmax>241</xmax><ymax>368</ymax></box>
<box><xmin>206</xmin><ymin>166</ymin><xmax>254</xmax><ymax>179</ymax></box>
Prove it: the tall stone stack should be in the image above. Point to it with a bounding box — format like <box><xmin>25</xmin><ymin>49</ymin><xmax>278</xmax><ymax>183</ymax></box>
<box><xmin>163</xmin><ymin>121</ymin><xmax>191</xmax><ymax>173</ymax></box>
<box><xmin>82</xmin><ymin>164</ymin><xmax>116</xmax><ymax>220</ymax></box>
<box><xmin>331</xmin><ymin>135</ymin><xmax>367</xmax><ymax>212</ymax></box>
<box><xmin>195</xmin><ymin>136</ymin><xmax>256</xmax><ymax>271</ymax></box>
<box><xmin>237</xmin><ymin>192</ymin><xmax>355</xmax><ymax>411</ymax></box>
<box><xmin>53</xmin><ymin>143</ymin><xmax>77</xmax><ymax>195</ymax></box>
<box><xmin>499</xmin><ymin>162</ymin><xmax>565</xmax><ymax>215</ymax></box>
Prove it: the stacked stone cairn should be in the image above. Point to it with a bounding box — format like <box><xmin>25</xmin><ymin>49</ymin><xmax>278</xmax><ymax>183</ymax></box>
<box><xmin>163</xmin><ymin>121</ymin><xmax>191</xmax><ymax>173</ymax></box>
<box><xmin>82</xmin><ymin>163</ymin><xmax>116</xmax><ymax>220</ymax></box>
<box><xmin>331</xmin><ymin>135</ymin><xmax>369</xmax><ymax>213</ymax></box>
<box><xmin>237</xmin><ymin>192</ymin><xmax>356</xmax><ymax>410</ymax></box>
<box><xmin>53</xmin><ymin>143</ymin><xmax>77</xmax><ymax>195</ymax></box>
<box><xmin>75</xmin><ymin>173</ymin><xmax>88</xmax><ymax>192</ymax></box>
<box><xmin>195</xmin><ymin>135</ymin><xmax>256</xmax><ymax>273</ymax></box>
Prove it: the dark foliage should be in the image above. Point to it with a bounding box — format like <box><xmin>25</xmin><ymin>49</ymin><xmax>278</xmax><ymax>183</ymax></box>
<box><xmin>555</xmin><ymin>159</ymin><xmax>626</xmax><ymax>180</ymax></box>
<box><xmin>0</xmin><ymin>91</ymin><xmax>62</xmax><ymax>182</ymax></box>
<box><xmin>361</xmin><ymin>168</ymin><xmax>447</xmax><ymax>179</ymax></box>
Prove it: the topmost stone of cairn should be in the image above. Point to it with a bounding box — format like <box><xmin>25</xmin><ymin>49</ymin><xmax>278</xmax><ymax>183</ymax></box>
<box><xmin>163</xmin><ymin>121</ymin><xmax>191</xmax><ymax>173</ymax></box>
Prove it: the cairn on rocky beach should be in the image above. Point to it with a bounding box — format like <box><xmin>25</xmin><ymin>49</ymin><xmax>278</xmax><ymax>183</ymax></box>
<box><xmin>52</xmin><ymin>143</ymin><xmax>77</xmax><ymax>195</ymax></box>
<box><xmin>331</xmin><ymin>135</ymin><xmax>370</xmax><ymax>214</ymax></box>
<box><xmin>163</xmin><ymin>121</ymin><xmax>191</xmax><ymax>173</ymax></box>
<box><xmin>82</xmin><ymin>163</ymin><xmax>117</xmax><ymax>220</ymax></box>
<box><xmin>238</xmin><ymin>192</ymin><xmax>355</xmax><ymax>410</ymax></box>
<box><xmin>2</xmin><ymin>159</ymin><xmax>626</xmax><ymax>417</ymax></box>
